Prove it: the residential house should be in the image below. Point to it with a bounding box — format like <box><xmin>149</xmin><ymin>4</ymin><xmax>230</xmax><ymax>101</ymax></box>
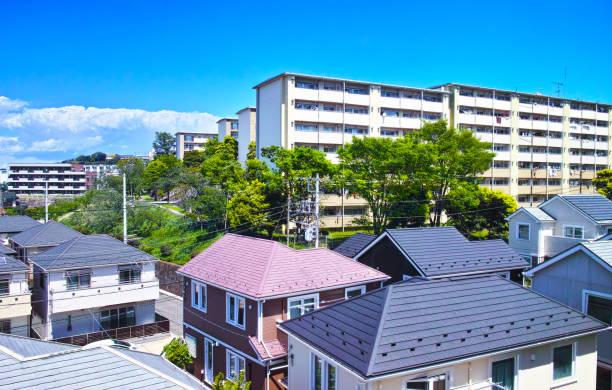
<box><xmin>28</xmin><ymin>234</ymin><xmax>160</xmax><ymax>341</ymax></box>
<box><xmin>9</xmin><ymin>220</ymin><xmax>83</xmax><ymax>261</ymax></box>
<box><xmin>177</xmin><ymin>233</ymin><xmax>389</xmax><ymax>390</ymax></box>
<box><xmin>525</xmin><ymin>241</ymin><xmax>612</xmax><ymax>390</ymax></box>
<box><xmin>354</xmin><ymin>227</ymin><xmax>529</xmax><ymax>283</ymax></box>
<box><xmin>0</xmin><ymin>255</ymin><xmax>31</xmax><ymax>336</ymax></box>
<box><xmin>0</xmin><ymin>333</ymin><xmax>206</xmax><ymax>389</ymax></box>
<box><xmin>507</xmin><ymin>194</ymin><xmax>612</xmax><ymax>265</ymax></box>
<box><xmin>332</xmin><ymin>232</ymin><xmax>375</xmax><ymax>259</ymax></box>
<box><xmin>0</xmin><ymin>215</ymin><xmax>40</xmax><ymax>245</ymax></box>
<box><xmin>280</xmin><ymin>275</ymin><xmax>609</xmax><ymax>390</ymax></box>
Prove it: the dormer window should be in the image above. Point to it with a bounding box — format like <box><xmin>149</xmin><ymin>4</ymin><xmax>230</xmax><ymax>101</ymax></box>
<box><xmin>118</xmin><ymin>265</ymin><xmax>142</xmax><ymax>284</ymax></box>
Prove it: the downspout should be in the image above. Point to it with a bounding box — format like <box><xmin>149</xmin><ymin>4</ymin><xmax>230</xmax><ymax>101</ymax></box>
<box><xmin>266</xmin><ymin>363</ymin><xmax>270</xmax><ymax>390</ymax></box>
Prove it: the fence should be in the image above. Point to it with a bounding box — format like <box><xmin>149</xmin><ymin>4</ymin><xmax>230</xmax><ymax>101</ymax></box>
<box><xmin>54</xmin><ymin>314</ymin><xmax>169</xmax><ymax>346</ymax></box>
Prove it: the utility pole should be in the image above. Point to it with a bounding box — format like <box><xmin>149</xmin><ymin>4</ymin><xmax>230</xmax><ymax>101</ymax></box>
<box><xmin>286</xmin><ymin>193</ymin><xmax>291</xmax><ymax>246</ymax></box>
<box><xmin>45</xmin><ymin>182</ymin><xmax>49</xmax><ymax>222</ymax></box>
<box><xmin>341</xmin><ymin>188</ymin><xmax>344</xmax><ymax>232</ymax></box>
<box><xmin>122</xmin><ymin>173</ymin><xmax>127</xmax><ymax>244</ymax></box>
<box><xmin>315</xmin><ymin>173</ymin><xmax>320</xmax><ymax>248</ymax></box>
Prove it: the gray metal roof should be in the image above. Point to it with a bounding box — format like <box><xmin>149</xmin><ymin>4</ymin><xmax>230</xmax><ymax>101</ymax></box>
<box><xmin>0</xmin><ymin>255</ymin><xmax>29</xmax><ymax>273</ymax></box>
<box><xmin>560</xmin><ymin>194</ymin><xmax>612</xmax><ymax>222</ymax></box>
<box><xmin>522</xmin><ymin>207</ymin><xmax>555</xmax><ymax>221</ymax></box>
<box><xmin>280</xmin><ymin>275</ymin><xmax>608</xmax><ymax>378</ymax></box>
<box><xmin>0</xmin><ymin>245</ymin><xmax>16</xmax><ymax>255</ymax></box>
<box><xmin>332</xmin><ymin>233</ymin><xmax>376</xmax><ymax>258</ymax></box>
<box><xmin>581</xmin><ymin>241</ymin><xmax>612</xmax><ymax>269</ymax></box>
<box><xmin>0</xmin><ymin>216</ymin><xmax>40</xmax><ymax>234</ymax></box>
<box><xmin>0</xmin><ymin>334</ymin><xmax>205</xmax><ymax>389</ymax></box>
<box><xmin>30</xmin><ymin>234</ymin><xmax>158</xmax><ymax>271</ymax></box>
<box><xmin>10</xmin><ymin>220</ymin><xmax>82</xmax><ymax>248</ymax></box>
<box><xmin>385</xmin><ymin>227</ymin><xmax>529</xmax><ymax>277</ymax></box>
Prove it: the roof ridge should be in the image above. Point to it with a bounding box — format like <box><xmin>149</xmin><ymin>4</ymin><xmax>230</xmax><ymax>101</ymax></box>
<box><xmin>43</xmin><ymin>235</ymin><xmax>83</xmax><ymax>270</ymax></box>
<box><xmin>25</xmin><ymin>221</ymin><xmax>54</xmax><ymax>245</ymax></box>
<box><xmin>255</xmin><ymin>240</ymin><xmax>283</xmax><ymax>296</ymax></box>
<box><xmin>366</xmin><ymin>285</ymin><xmax>392</xmax><ymax>376</ymax></box>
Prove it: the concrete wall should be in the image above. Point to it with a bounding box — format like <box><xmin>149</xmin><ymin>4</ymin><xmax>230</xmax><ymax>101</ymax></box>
<box><xmin>256</xmin><ymin>78</ymin><xmax>283</xmax><ymax>159</ymax></box>
<box><xmin>238</xmin><ymin>109</ymin><xmax>256</xmax><ymax>163</ymax></box>
<box><xmin>287</xmin><ymin>334</ymin><xmax>598</xmax><ymax>390</ymax></box>
<box><xmin>155</xmin><ymin>260</ymin><xmax>182</xmax><ymax>296</ymax></box>
<box><xmin>0</xmin><ymin>271</ymin><xmax>31</xmax><ymax>320</ymax></box>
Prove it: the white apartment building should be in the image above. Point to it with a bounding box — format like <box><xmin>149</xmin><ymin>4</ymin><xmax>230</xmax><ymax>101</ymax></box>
<box><xmin>237</xmin><ymin>106</ymin><xmax>256</xmax><ymax>162</ymax></box>
<box><xmin>175</xmin><ymin>131</ymin><xmax>218</xmax><ymax>160</ymax></box>
<box><xmin>7</xmin><ymin>163</ymin><xmax>86</xmax><ymax>197</ymax></box>
<box><xmin>217</xmin><ymin>117</ymin><xmax>239</xmax><ymax>140</ymax></box>
<box><xmin>0</xmin><ymin>255</ymin><xmax>31</xmax><ymax>337</ymax></box>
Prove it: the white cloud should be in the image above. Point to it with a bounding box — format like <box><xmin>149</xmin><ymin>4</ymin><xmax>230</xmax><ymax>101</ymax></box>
<box><xmin>0</xmin><ymin>136</ymin><xmax>23</xmax><ymax>153</ymax></box>
<box><xmin>0</xmin><ymin>97</ymin><xmax>27</xmax><ymax>113</ymax></box>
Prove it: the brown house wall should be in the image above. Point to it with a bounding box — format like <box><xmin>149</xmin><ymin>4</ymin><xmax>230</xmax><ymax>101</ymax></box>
<box><xmin>358</xmin><ymin>236</ymin><xmax>420</xmax><ymax>283</ymax></box>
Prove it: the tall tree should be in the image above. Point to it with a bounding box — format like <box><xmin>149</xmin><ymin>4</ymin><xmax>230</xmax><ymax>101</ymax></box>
<box><xmin>153</xmin><ymin>131</ymin><xmax>176</xmax><ymax>156</ymax></box>
<box><xmin>227</xmin><ymin>180</ymin><xmax>272</xmax><ymax>233</ymax></box>
<box><xmin>593</xmin><ymin>169</ymin><xmax>612</xmax><ymax>199</ymax></box>
<box><xmin>117</xmin><ymin>158</ymin><xmax>146</xmax><ymax>197</ymax></box>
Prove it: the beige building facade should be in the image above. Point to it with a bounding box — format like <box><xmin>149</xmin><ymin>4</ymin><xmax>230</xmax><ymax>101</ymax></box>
<box><xmin>175</xmin><ymin>131</ymin><xmax>218</xmax><ymax>160</ymax></box>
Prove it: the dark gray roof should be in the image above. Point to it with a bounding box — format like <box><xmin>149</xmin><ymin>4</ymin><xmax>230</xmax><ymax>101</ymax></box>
<box><xmin>0</xmin><ymin>334</ymin><xmax>205</xmax><ymax>389</ymax></box>
<box><xmin>0</xmin><ymin>256</ymin><xmax>29</xmax><ymax>273</ymax></box>
<box><xmin>30</xmin><ymin>234</ymin><xmax>158</xmax><ymax>271</ymax></box>
<box><xmin>332</xmin><ymin>233</ymin><xmax>376</xmax><ymax>258</ymax></box>
<box><xmin>385</xmin><ymin>227</ymin><xmax>529</xmax><ymax>277</ymax></box>
<box><xmin>581</xmin><ymin>241</ymin><xmax>612</xmax><ymax>269</ymax></box>
<box><xmin>560</xmin><ymin>194</ymin><xmax>612</xmax><ymax>222</ymax></box>
<box><xmin>0</xmin><ymin>215</ymin><xmax>40</xmax><ymax>234</ymax></box>
<box><xmin>280</xmin><ymin>276</ymin><xmax>608</xmax><ymax>378</ymax></box>
<box><xmin>9</xmin><ymin>220</ymin><xmax>82</xmax><ymax>248</ymax></box>
<box><xmin>0</xmin><ymin>245</ymin><xmax>16</xmax><ymax>255</ymax></box>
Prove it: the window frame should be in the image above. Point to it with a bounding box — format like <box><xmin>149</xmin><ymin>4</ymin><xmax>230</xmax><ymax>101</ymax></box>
<box><xmin>345</xmin><ymin>285</ymin><xmax>365</xmax><ymax>299</ymax></box>
<box><xmin>287</xmin><ymin>293</ymin><xmax>319</xmax><ymax>320</ymax></box>
<box><xmin>118</xmin><ymin>264</ymin><xmax>141</xmax><ymax>284</ymax></box>
<box><xmin>582</xmin><ymin>289</ymin><xmax>612</xmax><ymax>325</ymax></box>
<box><xmin>204</xmin><ymin>338</ymin><xmax>214</xmax><ymax>383</ymax></box>
<box><xmin>191</xmin><ymin>280</ymin><xmax>207</xmax><ymax>313</ymax></box>
<box><xmin>310</xmin><ymin>353</ymin><xmax>337</xmax><ymax>390</ymax></box>
<box><xmin>551</xmin><ymin>342</ymin><xmax>577</xmax><ymax>385</ymax></box>
<box><xmin>226</xmin><ymin>349</ymin><xmax>246</xmax><ymax>381</ymax></box>
<box><xmin>226</xmin><ymin>292</ymin><xmax>246</xmax><ymax>330</ymax></box>
<box><xmin>516</xmin><ymin>223</ymin><xmax>530</xmax><ymax>241</ymax></box>
<box><xmin>488</xmin><ymin>354</ymin><xmax>518</xmax><ymax>390</ymax></box>
<box><xmin>563</xmin><ymin>225</ymin><xmax>584</xmax><ymax>239</ymax></box>
<box><xmin>0</xmin><ymin>275</ymin><xmax>9</xmax><ymax>296</ymax></box>
<box><xmin>65</xmin><ymin>269</ymin><xmax>91</xmax><ymax>290</ymax></box>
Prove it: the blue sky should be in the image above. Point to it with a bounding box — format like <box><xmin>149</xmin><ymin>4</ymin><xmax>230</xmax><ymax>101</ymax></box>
<box><xmin>0</xmin><ymin>0</ymin><xmax>610</xmax><ymax>165</ymax></box>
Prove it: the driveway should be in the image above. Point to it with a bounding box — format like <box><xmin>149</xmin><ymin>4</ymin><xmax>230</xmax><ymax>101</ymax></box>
<box><xmin>156</xmin><ymin>290</ymin><xmax>183</xmax><ymax>337</ymax></box>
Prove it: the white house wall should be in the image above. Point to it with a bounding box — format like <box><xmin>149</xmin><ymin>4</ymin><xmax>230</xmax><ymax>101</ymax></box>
<box><xmin>0</xmin><ymin>272</ymin><xmax>30</xmax><ymax>320</ymax></box>
<box><xmin>256</xmin><ymin>79</ymin><xmax>283</xmax><ymax>159</ymax></box>
<box><xmin>540</xmin><ymin>198</ymin><xmax>600</xmax><ymax>238</ymax></box>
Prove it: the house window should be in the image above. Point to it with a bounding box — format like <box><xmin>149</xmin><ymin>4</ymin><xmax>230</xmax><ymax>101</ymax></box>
<box><xmin>0</xmin><ymin>275</ymin><xmax>9</xmax><ymax>296</ymax></box>
<box><xmin>231</xmin><ymin>122</ymin><xmax>238</xmax><ymax>130</ymax></box>
<box><xmin>118</xmin><ymin>265</ymin><xmax>141</xmax><ymax>284</ymax></box>
<box><xmin>204</xmin><ymin>338</ymin><xmax>214</xmax><ymax>383</ymax></box>
<box><xmin>491</xmin><ymin>357</ymin><xmax>515</xmax><ymax>390</ymax></box>
<box><xmin>66</xmin><ymin>270</ymin><xmax>91</xmax><ymax>290</ymax></box>
<box><xmin>585</xmin><ymin>293</ymin><xmax>612</xmax><ymax>325</ymax></box>
<box><xmin>288</xmin><ymin>294</ymin><xmax>318</xmax><ymax>319</ymax></box>
<box><xmin>226</xmin><ymin>350</ymin><xmax>246</xmax><ymax>381</ymax></box>
<box><xmin>185</xmin><ymin>334</ymin><xmax>197</xmax><ymax>357</ymax></box>
<box><xmin>0</xmin><ymin>319</ymin><xmax>10</xmax><ymax>334</ymax></box>
<box><xmin>99</xmin><ymin>306</ymin><xmax>136</xmax><ymax>330</ymax></box>
<box><xmin>345</xmin><ymin>286</ymin><xmax>365</xmax><ymax>299</ymax></box>
<box><xmin>517</xmin><ymin>224</ymin><xmax>530</xmax><ymax>240</ymax></box>
<box><xmin>191</xmin><ymin>281</ymin><xmax>207</xmax><ymax>312</ymax></box>
<box><xmin>67</xmin><ymin>315</ymin><xmax>72</xmax><ymax>331</ymax></box>
<box><xmin>563</xmin><ymin>226</ymin><xmax>583</xmax><ymax>239</ymax></box>
<box><xmin>553</xmin><ymin>344</ymin><xmax>575</xmax><ymax>382</ymax></box>
<box><xmin>312</xmin><ymin>354</ymin><xmax>336</xmax><ymax>390</ymax></box>
<box><xmin>226</xmin><ymin>293</ymin><xmax>245</xmax><ymax>329</ymax></box>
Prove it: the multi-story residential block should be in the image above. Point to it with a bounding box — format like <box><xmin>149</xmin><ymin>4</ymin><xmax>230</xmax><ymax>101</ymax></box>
<box><xmin>0</xmin><ymin>215</ymin><xmax>40</xmax><ymax>245</ymax></box>
<box><xmin>9</xmin><ymin>220</ymin><xmax>83</xmax><ymax>261</ymax></box>
<box><xmin>175</xmin><ymin>132</ymin><xmax>218</xmax><ymax>160</ymax></box>
<box><xmin>507</xmin><ymin>194</ymin><xmax>612</xmax><ymax>265</ymax></box>
<box><xmin>280</xmin><ymin>275</ymin><xmax>609</xmax><ymax>390</ymax></box>
<box><xmin>29</xmin><ymin>234</ymin><xmax>160</xmax><ymax>341</ymax></box>
<box><xmin>7</xmin><ymin>163</ymin><xmax>87</xmax><ymax>197</ymax></box>
<box><xmin>0</xmin><ymin>255</ymin><xmax>31</xmax><ymax>336</ymax></box>
<box><xmin>217</xmin><ymin>117</ymin><xmax>239</xmax><ymax>140</ymax></box>
<box><xmin>177</xmin><ymin>233</ymin><xmax>389</xmax><ymax>389</ymax></box>
<box><xmin>525</xmin><ymin>241</ymin><xmax>612</xmax><ymax>389</ymax></box>
<box><xmin>434</xmin><ymin>83</ymin><xmax>612</xmax><ymax>206</ymax></box>
<box><xmin>237</xmin><ymin>107</ymin><xmax>256</xmax><ymax>162</ymax></box>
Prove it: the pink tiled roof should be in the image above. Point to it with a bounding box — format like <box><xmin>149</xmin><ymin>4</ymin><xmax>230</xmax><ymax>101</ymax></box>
<box><xmin>177</xmin><ymin>233</ymin><xmax>389</xmax><ymax>298</ymax></box>
<box><xmin>249</xmin><ymin>337</ymin><xmax>288</xmax><ymax>360</ymax></box>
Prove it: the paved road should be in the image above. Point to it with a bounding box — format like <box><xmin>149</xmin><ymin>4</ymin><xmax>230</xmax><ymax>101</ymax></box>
<box><xmin>156</xmin><ymin>290</ymin><xmax>183</xmax><ymax>337</ymax></box>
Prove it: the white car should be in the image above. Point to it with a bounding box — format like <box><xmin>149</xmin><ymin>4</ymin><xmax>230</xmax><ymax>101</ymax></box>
<box><xmin>83</xmin><ymin>339</ymin><xmax>137</xmax><ymax>351</ymax></box>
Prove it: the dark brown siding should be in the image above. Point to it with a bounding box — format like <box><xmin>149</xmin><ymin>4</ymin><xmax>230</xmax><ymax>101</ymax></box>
<box><xmin>262</xmin><ymin>298</ymin><xmax>284</xmax><ymax>341</ymax></box>
<box><xmin>358</xmin><ymin>236</ymin><xmax>420</xmax><ymax>283</ymax></box>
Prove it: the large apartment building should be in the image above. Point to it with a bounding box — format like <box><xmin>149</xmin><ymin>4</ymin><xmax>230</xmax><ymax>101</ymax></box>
<box><xmin>254</xmin><ymin>73</ymin><xmax>612</xmax><ymax>228</ymax></box>
<box><xmin>7</xmin><ymin>163</ymin><xmax>86</xmax><ymax>197</ymax></box>
<box><xmin>237</xmin><ymin>107</ymin><xmax>256</xmax><ymax>162</ymax></box>
<box><xmin>175</xmin><ymin>131</ymin><xmax>218</xmax><ymax>159</ymax></box>
<box><xmin>217</xmin><ymin>117</ymin><xmax>239</xmax><ymax>140</ymax></box>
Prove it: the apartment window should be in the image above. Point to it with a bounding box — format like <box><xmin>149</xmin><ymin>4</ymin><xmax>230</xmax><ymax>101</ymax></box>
<box><xmin>345</xmin><ymin>106</ymin><xmax>367</xmax><ymax>114</ymax></box>
<box><xmin>191</xmin><ymin>280</ymin><xmax>207</xmax><ymax>312</ymax></box>
<box><xmin>296</xmin><ymin>102</ymin><xmax>318</xmax><ymax>110</ymax></box>
<box><xmin>231</xmin><ymin>122</ymin><xmax>238</xmax><ymax>130</ymax></box>
<box><xmin>66</xmin><ymin>269</ymin><xmax>91</xmax><ymax>290</ymax></box>
<box><xmin>323</xmin><ymin>83</ymin><xmax>339</xmax><ymax>90</ymax></box>
<box><xmin>493</xmin><ymin>161</ymin><xmax>509</xmax><ymax>168</ymax></box>
<box><xmin>517</xmin><ymin>224</ymin><xmax>530</xmax><ymax>240</ymax></box>
<box><xmin>381</xmin><ymin>129</ymin><xmax>399</xmax><ymax>137</ymax></box>
<box><xmin>403</xmin><ymin>91</ymin><xmax>420</xmax><ymax>99</ymax></box>
<box><xmin>296</xmin><ymin>80</ymin><xmax>317</xmax><ymax>89</ymax></box>
<box><xmin>423</xmin><ymin>94</ymin><xmax>442</xmax><ymax>102</ymax></box>
<box><xmin>493</xmin><ymin>144</ymin><xmax>508</xmax><ymax>152</ymax></box>
<box><xmin>321</xmin><ymin>125</ymin><xmax>338</xmax><ymax>132</ymax></box>
<box><xmin>288</xmin><ymin>294</ymin><xmax>318</xmax><ymax>319</ymax></box>
<box><xmin>0</xmin><ymin>319</ymin><xmax>10</xmax><ymax>334</ymax></box>
<box><xmin>552</xmin><ymin>344</ymin><xmax>575</xmax><ymax>382</ymax></box>
<box><xmin>312</xmin><ymin>354</ymin><xmax>336</xmax><ymax>390</ymax></box>
<box><xmin>345</xmin><ymin>285</ymin><xmax>365</xmax><ymax>299</ymax></box>
<box><xmin>345</xmin><ymin>85</ymin><xmax>368</xmax><ymax>95</ymax></box>
<box><xmin>381</xmin><ymin>90</ymin><xmax>399</xmax><ymax>98</ymax></box>
<box><xmin>118</xmin><ymin>265</ymin><xmax>141</xmax><ymax>284</ymax></box>
<box><xmin>422</xmin><ymin>113</ymin><xmax>441</xmax><ymax>121</ymax></box>
<box><xmin>493</xmin><ymin>178</ymin><xmax>509</xmax><ymax>186</ymax></box>
<box><xmin>226</xmin><ymin>350</ymin><xmax>246</xmax><ymax>381</ymax></box>
<box><xmin>344</xmin><ymin>208</ymin><xmax>365</xmax><ymax>216</ymax></box>
<box><xmin>100</xmin><ymin>306</ymin><xmax>136</xmax><ymax>330</ymax></box>
<box><xmin>204</xmin><ymin>338</ymin><xmax>214</xmax><ymax>383</ymax></box>
<box><xmin>0</xmin><ymin>275</ymin><xmax>9</xmax><ymax>296</ymax></box>
<box><xmin>226</xmin><ymin>293</ymin><xmax>245</xmax><ymax>329</ymax></box>
<box><xmin>381</xmin><ymin>109</ymin><xmax>399</xmax><ymax>117</ymax></box>
<box><xmin>295</xmin><ymin>123</ymin><xmax>318</xmax><ymax>131</ymax></box>
<box><xmin>323</xmin><ymin>146</ymin><xmax>338</xmax><ymax>153</ymax></box>
<box><xmin>184</xmin><ymin>135</ymin><xmax>194</xmax><ymax>141</ymax></box>
<box><xmin>563</xmin><ymin>225</ymin><xmax>583</xmax><ymax>239</ymax></box>
<box><xmin>345</xmin><ymin>127</ymin><xmax>367</xmax><ymax>135</ymax></box>
<box><xmin>585</xmin><ymin>293</ymin><xmax>612</xmax><ymax>325</ymax></box>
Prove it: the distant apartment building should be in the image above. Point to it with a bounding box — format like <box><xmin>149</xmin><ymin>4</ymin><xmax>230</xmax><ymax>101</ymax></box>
<box><xmin>175</xmin><ymin>132</ymin><xmax>218</xmax><ymax>159</ymax></box>
<box><xmin>254</xmin><ymin>73</ymin><xmax>612</xmax><ymax>228</ymax></box>
<box><xmin>237</xmin><ymin>107</ymin><xmax>256</xmax><ymax>162</ymax></box>
<box><xmin>83</xmin><ymin>164</ymin><xmax>118</xmax><ymax>189</ymax></box>
<box><xmin>217</xmin><ymin>117</ymin><xmax>239</xmax><ymax>140</ymax></box>
<box><xmin>7</xmin><ymin>163</ymin><xmax>86</xmax><ymax>197</ymax></box>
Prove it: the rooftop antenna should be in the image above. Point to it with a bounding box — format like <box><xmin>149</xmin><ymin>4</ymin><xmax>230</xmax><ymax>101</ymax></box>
<box><xmin>553</xmin><ymin>67</ymin><xmax>567</xmax><ymax>98</ymax></box>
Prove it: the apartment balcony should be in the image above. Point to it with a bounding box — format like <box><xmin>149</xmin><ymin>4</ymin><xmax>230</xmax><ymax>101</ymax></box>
<box><xmin>381</xmin><ymin>116</ymin><xmax>400</xmax><ymax>128</ymax></box>
<box><xmin>399</xmin><ymin>98</ymin><xmax>422</xmax><ymax>111</ymax></box>
<box><xmin>344</xmin><ymin>113</ymin><xmax>370</xmax><ymax>126</ymax></box>
<box><xmin>294</xmin><ymin>109</ymin><xmax>319</xmax><ymax>123</ymax></box>
<box><xmin>320</xmin><ymin>194</ymin><xmax>368</xmax><ymax>207</ymax></box>
<box><xmin>457</xmin><ymin>96</ymin><xmax>475</xmax><ymax>106</ymax></box>
<box><xmin>294</xmin><ymin>130</ymin><xmax>319</xmax><ymax>144</ymax></box>
<box><xmin>581</xmin><ymin>171</ymin><xmax>597</xmax><ymax>180</ymax></box>
<box><xmin>481</xmin><ymin>168</ymin><xmax>510</xmax><ymax>177</ymax></box>
<box><xmin>547</xmin><ymin>186</ymin><xmax>563</xmax><ymax>195</ymax></box>
<box><xmin>380</xmin><ymin>96</ymin><xmax>401</xmax><ymax>109</ymax></box>
<box><xmin>50</xmin><ymin>280</ymin><xmax>159</xmax><ymax>314</ymax></box>
<box><xmin>344</xmin><ymin>93</ymin><xmax>370</xmax><ymax>106</ymax></box>
<box><xmin>518</xmin><ymin>186</ymin><xmax>539</xmax><ymax>195</ymax></box>
<box><xmin>325</xmin><ymin>153</ymin><xmax>340</xmax><ymax>164</ymax></box>
<box><xmin>581</xmin><ymin>155</ymin><xmax>595</xmax><ymax>164</ymax></box>
<box><xmin>595</xmin><ymin>126</ymin><xmax>609</xmax><ymax>136</ymax></box>
<box><xmin>493</xmin><ymin>100</ymin><xmax>511</xmax><ymax>111</ymax></box>
<box><xmin>549</xmin><ymin>106</ymin><xmax>564</xmax><ymax>116</ymax></box>
<box><xmin>318</xmin><ymin>111</ymin><xmax>343</xmax><ymax>123</ymax></box>
<box><xmin>490</xmin><ymin>185</ymin><xmax>511</xmax><ymax>193</ymax></box>
<box><xmin>318</xmin><ymin>90</ymin><xmax>344</xmax><ymax>103</ymax></box>
<box><xmin>548</xmin><ymin>122</ymin><xmax>563</xmax><ymax>132</ymax></box>
<box><xmin>318</xmin><ymin>132</ymin><xmax>344</xmax><ymax>145</ymax></box>
<box><xmin>492</xmin><ymin>151</ymin><xmax>510</xmax><ymax>160</ymax></box>
<box><xmin>493</xmin><ymin>134</ymin><xmax>511</xmax><ymax>144</ymax></box>
<box><xmin>596</xmin><ymin>156</ymin><xmax>608</xmax><ymax>165</ymax></box>
<box><xmin>531</xmin><ymin>136</ymin><xmax>549</xmax><ymax>147</ymax></box>
<box><xmin>293</xmin><ymin>87</ymin><xmax>319</xmax><ymax>101</ymax></box>
<box><xmin>596</xmin><ymin>111</ymin><xmax>610</xmax><ymax>121</ymax></box>
<box><xmin>456</xmin><ymin>113</ymin><xmax>475</xmax><ymax>125</ymax></box>
<box><xmin>422</xmin><ymin>101</ymin><xmax>443</xmax><ymax>113</ymax></box>
<box><xmin>548</xmin><ymin>138</ymin><xmax>563</xmax><ymax>147</ymax></box>
<box><xmin>570</xmin><ymin>109</ymin><xmax>582</xmax><ymax>118</ymax></box>
<box><xmin>475</xmin><ymin>133</ymin><xmax>493</xmax><ymax>143</ymax></box>
<box><xmin>474</xmin><ymin>115</ymin><xmax>496</xmax><ymax>126</ymax></box>
<box><xmin>470</xmin><ymin>97</ymin><xmax>492</xmax><ymax>108</ymax></box>
<box><xmin>582</xmin><ymin>110</ymin><xmax>596</xmax><ymax>120</ymax></box>
<box><xmin>401</xmin><ymin>117</ymin><xmax>422</xmax><ymax>129</ymax></box>
<box><xmin>320</xmin><ymin>214</ymin><xmax>367</xmax><ymax>228</ymax></box>
<box><xmin>548</xmin><ymin>154</ymin><xmax>563</xmax><ymax>163</ymax></box>
<box><xmin>518</xmin><ymin>119</ymin><xmax>532</xmax><ymax>128</ymax></box>
<box><xmin>518</xmin><ymin>169</ymin><xmax>532</xmax><ymax>179</ymax></box>
<box><xmin>0</xmin><ymin>292</ymin><xmax>31</xmax><ymax>319</ymax></box>
<box><xmin>532</xmin><ymin>121</ymin><xmax>549</xmax><ymax>131</ymax></box>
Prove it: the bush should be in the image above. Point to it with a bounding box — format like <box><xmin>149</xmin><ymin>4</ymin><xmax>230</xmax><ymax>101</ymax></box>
<box><xmin>160</xmin><ymin>245</ymin><xmax>173</xmax><ymax>258</ymax></box>
<box><xmin>162</xmin><ymin>338</ymin><xmax>193</xmax><ymax>369</ymax></box>
<box><xmin>212</xmin><ymin>371</ymin><xmax>251</xmax><ymax>390</ymax></box>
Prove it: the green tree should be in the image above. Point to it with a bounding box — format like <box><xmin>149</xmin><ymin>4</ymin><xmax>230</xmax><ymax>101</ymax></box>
<box><xmin>143</xmin><ymin>155</ymin><xmax>183</xmax><ymax>201</ymax></box>
<box><xmin>227</xmin><ymin>180</ymin><xmax>272</xmax><ymax>233</ymax></box>
<box><xmin>153</xmin><ymin>131</ymin><xmax>176</xmax><ymax>156</ymax></box>
<box><xmin>182</xmin><ymin>150</ymin><xmax>207</xmax><ymax>169</ymax></box>
<box><xmin>212</xmin><ymin>372</ymin><xmax>251</xmax><ymax>390</ymax></box>
<box><xmin>410</xmin><ymin>120</ymin><xmax>494</xmax><ymax>226</ymax></box>
<box><xmin>91</xmin><ymin>151</ymin><xmax>107</xmax><ymax>162</ymax></box>
<box><xmin>117</xmin><ymin>158</ymin><xmax>146</xmax><ymax>197</ymax></box>
<box><xmin>593</xmin><ymin>169</ymin><xmax>612</xmax><ymax>199</ymax></box>
<box><xmin>446</xmin><ymin>185</ymin><xmax>517</xmax><ymax>240</ymax></box>
<box><xmin>162</xmin><ymin>338</ymin><xmax>193</xmax><ymax>369</ymax></box>
<box><xmin>246</xmin><ymin>141</ymin><xmax>257</xmax><ymax>160</ymax></box>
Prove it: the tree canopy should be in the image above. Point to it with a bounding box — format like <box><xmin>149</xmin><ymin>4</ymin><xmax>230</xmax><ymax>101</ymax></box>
<box><xmin>153</xmin><ymin>131</ymin><xmax>176</xmax><ymax>156</ymax></box>
<box><xmin>593</xmin><ymin>169</ymin><xmax>612</xmax><ymax>199</ymax></box>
